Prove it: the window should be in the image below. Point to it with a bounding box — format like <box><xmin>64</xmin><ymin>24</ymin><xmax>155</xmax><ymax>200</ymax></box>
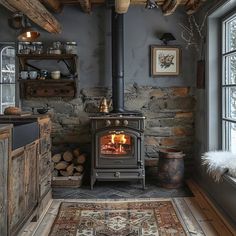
<box><xmin>222</xmin><ymin>14</ymin><xmax>236</xmax><ymax>154</ymax></box>
<box><xmin>0</xmin><ymin>45</ymin><xmax>16</xmax><ymax>114</ymax></box>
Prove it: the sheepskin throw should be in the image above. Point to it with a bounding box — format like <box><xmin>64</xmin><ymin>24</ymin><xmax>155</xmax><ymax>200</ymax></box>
<box><xmin>201</xmin><ymin>151</ymin><xmax>236</xmax><ymax>182</ymax></box>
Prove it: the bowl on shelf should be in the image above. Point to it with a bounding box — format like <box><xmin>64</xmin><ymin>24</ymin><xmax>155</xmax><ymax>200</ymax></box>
<box><xmin>51</xmin><ymin>71</ymin><xmax>60</xmax><ymax>80</ymax></box>
<box><xmin>37</xmin><ymin>107</ymin><xmax>49</xmax><ymax>114</ymax></box>
<box><xmin>20</xmin><ymin>71</ymin><xmax>28</xmax><ymax>80</ymax></box>
<box><xmin>29</xmin><ymin>71</ymin><xmax>38</xmax><ymax>79</ymax></box>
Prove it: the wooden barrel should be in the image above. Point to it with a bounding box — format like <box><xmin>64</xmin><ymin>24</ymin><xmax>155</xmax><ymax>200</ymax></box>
<box><xmin>157</xmin><ymin>148</ymin><xmax>185</xmax><ymax>188</ymax></box>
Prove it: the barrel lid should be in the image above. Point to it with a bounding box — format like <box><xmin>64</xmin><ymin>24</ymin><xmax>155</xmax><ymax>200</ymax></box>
<box><xmin>159</xmin><ymin>148</ymin><xmax>185</xmax><ymax>159</ymax></box>
<box><xmin>159</xmin><ymin>148</ymin><xmax>182</xmax><ymax>153</ymax></box>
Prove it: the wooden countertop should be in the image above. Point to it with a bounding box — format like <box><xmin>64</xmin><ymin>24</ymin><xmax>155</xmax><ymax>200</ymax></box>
<box><xmin>0</xmin><ymin>124</ymin><xmax>13</xmax><ymax>132</ymax></box>
<box><xmin>0</xmin><ymin>114</ymin><xmax>49</xmax><ymax>122</ymax></box>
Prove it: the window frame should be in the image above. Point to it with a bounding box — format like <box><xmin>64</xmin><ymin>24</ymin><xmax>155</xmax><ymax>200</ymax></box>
<box><xmin>206</xmin><ymin>2</ymin><xmax>236</xmax><ymax>152</ymax></box>
<box><xmin>221</xmin><ymin>11</ymin><xmax>236</xmax><ymax>152</ymax></box>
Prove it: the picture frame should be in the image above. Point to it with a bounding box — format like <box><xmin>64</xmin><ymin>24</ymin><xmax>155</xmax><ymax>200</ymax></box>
<box><xmin>151</xmin><ymin>46</ymin><xmax>180</xmax><ymax>76</ymax></box>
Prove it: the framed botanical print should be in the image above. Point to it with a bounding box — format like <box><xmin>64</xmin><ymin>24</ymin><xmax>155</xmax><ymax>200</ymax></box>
<box><xmin>151</xmin><ymin>46</ymin><xmax>180</xmax><ymax>76</ymax></box>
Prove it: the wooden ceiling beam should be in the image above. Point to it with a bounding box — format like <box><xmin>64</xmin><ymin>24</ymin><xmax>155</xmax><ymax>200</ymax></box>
<box><xmin>161</xmin><ymin>0</ymin><xmax>182</xmax><ymax>15</ymax></box>
<box><xmin>115</xmin><ymin>0</ymin><xmax>130</xmax><ymax>13</ymax></box>
<box><xmin>185</xmin><ymin>0</ymin><xmax>207</xmax><ymax>14</ymax></box>
<box><xmin>2</xmin><ymin>0</ymin><xmax>62</xmax><ymax>33</ymax></box>
<box><xmin>41</xmin><ymin>0</ymin><xmax>63</xmax><ymax>13</ymax></box>
<box><xmin>0</xmin><ymin>0</ymin><xmax>17</xmax><ymax>11</ymax></box>
<box><xmin>58</xmin><ymin>0</ymin><xmax>206</xmax><ymax>15</ymax></box>
<box><xmin>78</xmin><ymin>0</ymin><xmax>91</xmax><ymax>13</ymax></box>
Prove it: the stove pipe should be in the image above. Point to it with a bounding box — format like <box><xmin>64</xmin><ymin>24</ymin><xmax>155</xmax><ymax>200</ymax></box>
<box><xmin>111</xmin><ymin>8</ymin><xmax>125</xmax><ymax>113</ymax></box>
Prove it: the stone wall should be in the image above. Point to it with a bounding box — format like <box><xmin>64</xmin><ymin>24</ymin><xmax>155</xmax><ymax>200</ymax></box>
<box><xmin>22</xmin><ymin>84</ymin><xmax>195</xmax><ymax>175</ymax></box>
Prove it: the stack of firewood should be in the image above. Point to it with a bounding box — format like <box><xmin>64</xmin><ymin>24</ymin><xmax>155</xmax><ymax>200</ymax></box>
<box><xmin>52</xmin><ymin>148</ymin><xmax>86</xmax><ymax>177</ymax></box>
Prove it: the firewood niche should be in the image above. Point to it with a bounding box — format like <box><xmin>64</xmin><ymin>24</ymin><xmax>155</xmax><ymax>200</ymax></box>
<box><xmin>17</xmin><ymin>54</ymin><xmax>78</xmax><ymax>98</ymax></box>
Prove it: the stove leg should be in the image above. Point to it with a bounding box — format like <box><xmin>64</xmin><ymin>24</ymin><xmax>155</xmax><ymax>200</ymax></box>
<box><xmin>91</xmin><ymin>177</ymin><xmax>95</xmax><ymax>190</ymax></box>
<box><xmin>142</xmin><ymin>178</ymin><xmax>146</xmax><ymax>190</ymax></box>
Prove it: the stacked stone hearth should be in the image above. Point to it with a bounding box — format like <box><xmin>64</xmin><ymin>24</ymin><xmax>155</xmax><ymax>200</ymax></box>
<box><xmin>22</xmin><ymin>84</ymin><xmax>195</xmax><ymax>176</ymax></box>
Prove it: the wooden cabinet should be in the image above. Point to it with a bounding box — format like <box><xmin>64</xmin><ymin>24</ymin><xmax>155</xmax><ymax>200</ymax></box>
<box><xmin>9</xmin><ymin>142</ymin><xmax>38</xmax><ymax>236</ymax></box>
<box><xmin>25</xmin><ymin>142</ymin><xmax>38</xmax><ymax>215</ymax></box>
<box><xmin>0</xmin><ymin>126</ymin><xmax>11</xmax><ymax>236</ymax></box>
<box><xmin>9</xmin><ymin>148</ymin><xmax>27</xmax><ymax>235</ymax></box>
<box><xmin>0</xmin><ymin>116</ymin><xmax>52</xmax><ymax>236</ymax></box>
<box><xmin>17</xmin><ymin>54</ymin><xmax>78</xmax><ymax>98</ymax></box>
<box><xmin>38</xmin><ymin>117</ymin><xmax>52</xmax><ymax>199</ymax></box>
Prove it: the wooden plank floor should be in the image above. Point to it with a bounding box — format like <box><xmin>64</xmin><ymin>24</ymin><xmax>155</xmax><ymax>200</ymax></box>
<box><xmin>19</xmin><ymin>180</ymin><xmax>236</xmax><ymax>236</ymax></box>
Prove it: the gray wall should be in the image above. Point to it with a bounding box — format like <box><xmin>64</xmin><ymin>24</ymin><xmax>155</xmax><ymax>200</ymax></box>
<box><xmin>0</xmin><ymin>5</ymin><xmax>196</xmax><ymax>88</ymax></box>
<box><xmin>0</xmin><ymin>5</ymin><xmax>196</xmax><ymax>175</ymax></box>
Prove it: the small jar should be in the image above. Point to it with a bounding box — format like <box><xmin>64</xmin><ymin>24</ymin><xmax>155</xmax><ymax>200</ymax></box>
<box><xmin>18</xmin><ymin>42</ymin><xmax>23</xmax><ymax>54</ymax></box>
<box><xmin>34</xmin><ymin>42</ymin><xmax>43</xmax><ymax>54</ymax></box>
<box><xmin>53</xmin><ymin>41</ymin><xmax>61</xmax><ymax>50</ymax></box>
<box><xmin>30</xmin><ymin>42</ymin><xmax>37</xmax><ymax>54</ymax></box>
<box><xmin>65</xmin><ymin>42</ymin><xmax>77</xmax><ymax>54</ymax></box>
<box><xmin>40</xmin><ymin>70</ymin><xmax>48</xmax><ymax>79</ymax></box>
<box><xmin>47</xmin><ymin>47</ymin><xmax>54</xmax><ymax>54</ymax></box>
<box><xmin>19</xmin><ymin>42</ymin><xmax>30</xmax><ymax>54</ymax></box>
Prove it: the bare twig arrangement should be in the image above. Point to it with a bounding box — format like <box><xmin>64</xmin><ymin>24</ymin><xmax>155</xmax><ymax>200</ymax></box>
<box><xmin>179</xmin><ymin>13</ymin><xmax>207</xmax><ymax>51</ymax></box>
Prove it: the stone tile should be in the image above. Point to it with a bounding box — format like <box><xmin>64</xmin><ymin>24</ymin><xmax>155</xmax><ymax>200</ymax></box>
<box><xmin>52</xmin><ymin>179</ymin><xmax>193</xmax><ymax>199</ymax></box>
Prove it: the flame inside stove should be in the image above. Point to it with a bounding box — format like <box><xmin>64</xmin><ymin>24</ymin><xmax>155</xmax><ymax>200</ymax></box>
<box><xmin>111</xmin><ymin>134</ymin><xmax>127</xmax><ymax>144</ymax></box>
<box><xmin>101</xmin><ymin>133</ymin><xmax>132</xmax><ymax>155</ymax></box>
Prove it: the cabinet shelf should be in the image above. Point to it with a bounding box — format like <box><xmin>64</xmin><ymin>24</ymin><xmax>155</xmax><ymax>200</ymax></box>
<box><xmin>1</xmin><ymin>102</ymin><xmax>15</xmax><ymax>105</ymax></box>
<box><xmin>2</xmin><ymin>70</ymin><xmax>15</xmax><ymax>73</ymax></box>
<box><xmin>18</xmin><ymin>78</ymin><xmax>75</xmax><ymax>83</ymax></box>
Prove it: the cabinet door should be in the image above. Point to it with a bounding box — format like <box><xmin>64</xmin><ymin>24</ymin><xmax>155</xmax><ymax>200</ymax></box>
<box><xmin>0</xmin><ymin>132</ymin><xmax>9</xmax><ymax>236</ymax></box>
<box><xmin>9</xmin><ymin>149</ymin><xmax>26</xmax><ymax>233</ymax></box>
<box><xmin>39</xmin><ymin>151</ymin><xmax>51</xmax><ymax>181</ymax></box>
<box><xmin>25</xmin><ymin>142</ymin><xmax>38</xmax><ymax>212</ymax></box>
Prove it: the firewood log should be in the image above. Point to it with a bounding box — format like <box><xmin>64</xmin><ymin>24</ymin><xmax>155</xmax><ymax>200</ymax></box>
<box><xmin>52</xmin><ymin>169</ymin><xmax>59</xmax><ymax>177</ymax></box>
<box><xmin>73</xmin><ymin>148</ymin><xmax>80</xmax><ymax>157</ymax></box>
<box><xmin>63</xmin><ymin>151</ymin><xmax>73</xmax><ymax>162</ymax></box>
<box><xmin>73</xmin><ymin>172</ymin><xmax>82</xmax><ymax>176</ymax></box>
<box><xmin>66</xmin><ymin>163</ymin><xmax>74</xmax><ymax>176</ymax></box>
<box><xmin>77</xmin><ymin>154</ymin><xmax>86</xmax><ymax>164</ymax></box>
<box><xmin>52</xmin><ymin>153</ymin><xmax>61</xmax><ymax>163</ymax></box>
<box><xmin>60</xmin><ymin>170</ymin><xmax>70</xmax><ymax>177</ymax></box>
<box><xmin>55</xmin><ymin>161</ymin><xmax>69</xmax><ymax>170</ymax></box>
<box><xmin>74</xmin><ymin>165</ymin><xmax>84</xmax><ymax>173</ymax></box>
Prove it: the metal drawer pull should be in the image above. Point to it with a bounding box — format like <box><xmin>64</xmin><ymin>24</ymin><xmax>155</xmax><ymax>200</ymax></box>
<box><xmin>114</xmin><ymin>160</ymin><xmax>123</xmax><ymax>164</ymax></box>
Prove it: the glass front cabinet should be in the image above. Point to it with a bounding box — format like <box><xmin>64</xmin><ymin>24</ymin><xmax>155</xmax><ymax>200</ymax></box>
<box><xmin>0</xmin><ymin>44</ymin><xmax>16</xmax><ymax>114</ymax></box>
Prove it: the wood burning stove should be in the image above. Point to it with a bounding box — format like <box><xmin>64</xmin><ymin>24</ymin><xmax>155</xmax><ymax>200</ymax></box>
<box><xmin>90</xmin><ymin>7</ymin><xmax>145</xmax><ymax>189</ymax></box>
<box><xmin>90</xmin><ymin>114</ymin><xmax>145</xmax><ymax>189</ymax></box>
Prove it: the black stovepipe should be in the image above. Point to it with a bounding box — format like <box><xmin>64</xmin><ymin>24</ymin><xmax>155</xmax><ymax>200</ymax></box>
<box><xmin>111</xmin><ymin>7</ymin><xmax>125</xmax><ymax>113</ymax></box>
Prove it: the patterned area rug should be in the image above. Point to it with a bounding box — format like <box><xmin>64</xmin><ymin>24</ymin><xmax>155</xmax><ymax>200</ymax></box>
<box><xmin>49</xmin><ymin>199</ymin><xmax>187</xmax><ymax>236</ymax></box>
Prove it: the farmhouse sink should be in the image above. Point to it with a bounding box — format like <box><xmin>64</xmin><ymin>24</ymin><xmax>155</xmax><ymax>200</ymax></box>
<box><xmin>12</xmin><ymin>122</ymin><xmax>39</xmax><ymax>150</ymax></box>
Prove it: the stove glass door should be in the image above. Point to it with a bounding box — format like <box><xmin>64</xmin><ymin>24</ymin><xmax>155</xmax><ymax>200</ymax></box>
<box><xmin>100</xmin><ymin>131</ymin><xmax>133</xmax><ymax>157</ymax></box>
<box><xmin>96</xmin><ymin>129</ymin><xmax>140</xmax><ymax>168</ymax></box>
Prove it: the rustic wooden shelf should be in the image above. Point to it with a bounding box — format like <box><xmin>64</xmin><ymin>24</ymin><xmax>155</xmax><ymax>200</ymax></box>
<box><xmin>17</xmin><ymin>53</ymin><xmax>78</xmax><ymax>98</ymax></box>
<box><xmin>18</xmin><ymin>78</ymin><xmax>75</xmax><ymax>83</ymax></box>
<box><xmin>19</xmin><ymin>79</ymin><xmax>76</xmax><ymax>98</ymax></box>
<box><xmin>17</xmin><ymin>53</ymin><xmax>77</xmax><ymax>60</ymax></box>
